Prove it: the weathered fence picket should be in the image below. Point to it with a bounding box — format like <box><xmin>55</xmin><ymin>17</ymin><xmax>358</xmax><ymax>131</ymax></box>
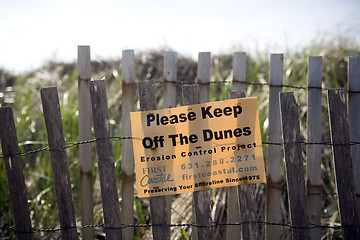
<box><xmin>327</xmin><ymin>89</ymin><xmax>360</xmax><ymax>239</ymax></box>
<box><xmin>197</xmin><ymin>52</ymin><xmax>211</xmax><ymax>104</ymax></box>
<box><xmin>89</xmin><ymin>80</ymin><xmax>122</xmax><ymax>240</ymax></box>
<box><xmin>2</xmin><ymin>49</ymin><xmax>360</xmax><ymax>240</ymax></box>
<box><xmin>182</xmin><ymin>84</ymin><xmax>214</xmax><ymax>240</ymax></box>
<box><xmin>163</xmin><ymin>51</ymin><xmax>178</xmax><ymax>225</ymax></box>
<box><xmin>280</xmin><ymin>92</ymin><xmax>310</xmax><ymax>240</ymax></box>
<box><xmin>40</xmin><ymin>87</ymin><xmax>77</xmax><ymax>240</ymax></box>
<box><xmin>77</xmin><ymin>45</ymin><xmax>94</xmax><ymax>240</ymax></box>
<box><xmin>138</xmin><ymin>81</ymin><xmax>170</xmax><ymax>240</ymax></box>
<box><xmin>226</xmin><ymin>52</ymin><xmax>247</xmax><ymax>240</ymax></box>
<box><xmin>306</xmin><ymin>56</ymin><xmax>322</xmax><ymax>240</ymax></box>
<box><xmin>232</xmin><ymin>52</ymin><xmax>247</xmax><ymax>92</ymax></box>
<box><xmin>121</xmin><ymin>49</ymin><xmax>136</xmax><ymax>240</ymax></box>
<box><xmin>348</xmin><ymin>56</ymin><xmax>360</xmax><ymax>207</ymax></box>
<box><xmin>226</xmin><ymin>91</ymin><xmax>245</xmax><ymax>240</ymax></box>
<box><xmin>0</xmin><ymin>107</ymin><xmax>33</xmax><ymax>240</ymax></box>
<box><xmin>266</xmin><ymin>53</ymin><xmax>284</xmax><ymax>239</ymax></box>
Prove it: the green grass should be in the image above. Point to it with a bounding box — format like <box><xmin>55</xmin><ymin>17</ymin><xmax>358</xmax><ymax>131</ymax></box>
<box><xmin>0</xmin><ymin>36</ymin><xmax>359</xmax><ymax>239</ymax></box>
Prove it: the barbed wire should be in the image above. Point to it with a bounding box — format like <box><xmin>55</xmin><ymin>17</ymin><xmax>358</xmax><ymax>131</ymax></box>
<box><xmin>1</xmin><ymin>220</ymin><xmax>356</xmax><ymax>234</ymax></box>
<box><xmin>158</xmin><ymin>79</ymin><xmax>360</xmax><ymax>93</ymax></box>
<box><xmin>1</xmin><ymin>137</ymin><xmax>359</xmax><ymax>159</ymax></box>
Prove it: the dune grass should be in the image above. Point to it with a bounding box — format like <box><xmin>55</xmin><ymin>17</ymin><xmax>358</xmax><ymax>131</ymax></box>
<box><xmin>0</xmin><ymin>36</ymin><xmax>359</xmax><ymax>239</ymax></box>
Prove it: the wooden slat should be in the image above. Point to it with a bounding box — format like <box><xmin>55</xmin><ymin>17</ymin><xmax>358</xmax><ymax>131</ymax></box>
<box><xmin>327</xmin><ymin>88</ymin><xmax>360</xmax><ymax>239</ymax></box>
<box><xmin>348</xmin><ymin>56</ymin><xmax>360</xmax><ymax>206</ymax></box>
<box><xmin>77</xmin><ymin>45</ymin><xmax>94</xmax><ymax>240</ymax></box>
<box><xmin>182</xmin><ymin>84</ymin><xmax>213</xmax><ymax>240</ymax></box>
<box><xmin>0</xmin><ymin>107</ymin><xmax>33</xmax><ymax>240</ymax></box>
<box><xmin>266</xmin><ymin>53</ymin><xmax>284</xmax><ymax>239</ymax></box>
<box><xmin>164</xmin><ymin>51</ymin><xmax>177</xmax><ymax>108</ymax></box>
<box><xmin>121</xmin><ymin>49</ymin><xmax>135</xmax><ymax>240</ymax></box>
<box><xmin>197</xmin><ymin>52</ymin><xmax>211</xmax><ymax>103</ymax></box>
<box><xmin>138</xmin><ymin>81</ymin><xmax>170</xmax><ymax>240</ymax></box>
<box><xmin>232</xmin><ymin>52</ymin><xmax>247</xmax><ymax>92</ymax></box>
<box><xmin>40</xmin><ymin>87</ymin><xmax>77</xmax><ymax>240</ymax></box>
<box><xmin>163</xmin><ymin>51</ymin><xmax>178</xmax><ymax>224</ymax></box>
<box><xmin>229</xmin><ymin>91</ymin><xmax>263</xmax><ymax>240</ymax></box>
<box><xmin>88</xmin><ymin>80</ymin><xmax>122</xmax><ymax>240</ymax></box>
<box><xmin>280</xmin><ymin>92</ymin><xmax>310</xmax><ymax>240</ymax></box>
<box><xmin>306</xmin><ymin>56</ymin><xmax>322</xmax><ymax>240</ymax></box>
<box><xmin>226</xmin><ymin>91</ymin><xmax>244</xmax><ymax>240</ymax></box>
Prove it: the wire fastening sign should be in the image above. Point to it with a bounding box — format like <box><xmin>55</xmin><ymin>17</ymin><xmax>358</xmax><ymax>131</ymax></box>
<box><xmin>130</xmin><ymin>97</ymin><xmax>266</xmax><ymax>198</ymax></box>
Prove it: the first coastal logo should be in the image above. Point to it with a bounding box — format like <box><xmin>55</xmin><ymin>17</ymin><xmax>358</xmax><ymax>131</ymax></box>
<box><xmin>130</xmin><ymin>97</ymin><xmax>266</xmax><ymax>198</ymax></box>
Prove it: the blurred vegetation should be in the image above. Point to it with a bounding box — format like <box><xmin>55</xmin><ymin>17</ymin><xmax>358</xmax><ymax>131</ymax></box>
<box><xmin>0</xmin><ymin>36</ymin><xmax>359</xmax><ymax>239</ymax></box>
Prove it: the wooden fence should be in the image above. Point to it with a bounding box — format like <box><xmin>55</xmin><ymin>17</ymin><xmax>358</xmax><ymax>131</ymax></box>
<box><xmin>0</xmin><ymin>48</ymin><xmax>360</xmax><ymax>240</ymax></box>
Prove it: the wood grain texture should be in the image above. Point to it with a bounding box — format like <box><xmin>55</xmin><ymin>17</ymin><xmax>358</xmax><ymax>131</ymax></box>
<box><xmin>197</xmin><ymin>52</ymin><xmax>211</xmax><ymax>103</ymax></box>
<box><xmin>232</xmin><ymin>52</ymin><xmax>247</xmax><ymax>92</ymax></box>
<box><xmin>77</xmin><ymin>45</ymin><xmax>94</xmax><ymax>240</ymax></box>
<box><xmin>0</xmin><ymin>107</ymin><xmax>33</xmax><ymax>240</ymax></box>
<box><xmin>89</xmin><ymin>81</ymin><xmax>122</xmax><ymax>240</ymax></box>
<box><xmin>280</xmin><ymin>92</ymin><xmax>310</xmax><ymax>240</ymax></box>
<box><xmin>41</xmin><ymin>87</ymin><xmax>77</xmax><ymax>240</ymax></box>
<box><xmin>348</xmin><ymin>56</ymin><xmax>360</xmax><ymax>206</ymax></box>
<box><xmin>163</xmin><ymin>51</ymin><xmax>178</xmax><ymax>225</ymax></box>
<box><xmin>327</xmin><ymin>88</ymin><xmax>360</xmax><ymax>240</ymax></box>
<box><xmin>138</xmin><ymin>81</ymin><xmax>170</xmax><ymax>240</ymax></box>
<box><xmin>266</xmin><ymin>53</ymin><xmax>284</xmax><ymax>239</ymax></box>
<box><xmin>121</xmin><ymin>49</ymin><xmax>136</xmax><ymax>240</ymax></box>
<box><xmin>182</xmin><ymin>84</ymin><xmax>213</xmax><ymax>240</ymax></box>
<box><xmin>229</xmin><ymin>90</ymin><xmax>264</xmax><ymax>240</ymax></box>
<box><xmin>226</xmin><ymin>91</ymin><xmax>243</xmax><ymax>240</ymax></box>
<box><xmin>306</xmin><ymin>56</ymin><xmax>322</xmax><ymax>240</ymax></box>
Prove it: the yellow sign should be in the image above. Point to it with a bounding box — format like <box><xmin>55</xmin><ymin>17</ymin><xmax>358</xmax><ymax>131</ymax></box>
<box><xmin>130</xmin><ymin>97</ymin><xmax>266</xmax><ymax>198</ymax></box>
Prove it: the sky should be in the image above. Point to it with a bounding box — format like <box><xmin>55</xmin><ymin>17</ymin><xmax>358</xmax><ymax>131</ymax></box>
<box><xmin>0</xmin><ymin>0</ymin><xmax>359</xmax><ymax>73</ymax></box>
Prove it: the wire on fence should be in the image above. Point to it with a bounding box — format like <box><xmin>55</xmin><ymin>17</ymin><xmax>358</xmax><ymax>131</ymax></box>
<box><xmin>159</xmin><ymin>79</ymin><xmax>360</xmax><ymax>93</ymax></box>
<box><xmin>1</xmin><ymin>137</ymin><xmax>360</xmax><ymax>159</ymax></box>
<box><xmin>1</xmin><ymin>220</ymin><xmax>357</xmax><ymax>234</ymax></box>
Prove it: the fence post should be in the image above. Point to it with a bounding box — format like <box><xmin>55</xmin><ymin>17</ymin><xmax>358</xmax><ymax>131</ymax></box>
<box><xmin>183</xmin><ymin>84</ymin><xmax>213</xmax><ymax>240</ymax></box>
<box><xmin>232</xmin><ymin>52</ymin><xmax>246</xmax><ymax>92</ymax></box>
<box><xmin>121</xmin><ymin>49</ymin><xmax>135</xmax><ymax>240</ymax></box>
<box><xmin>197</xmin><ymin>52</ymin><xmax>211</xmax><ymax>104</ymax></box>
<box><xmin>89</xmin><ymin>80</ymin><xmax>122</xmax><ymax>240</ymax></box>
<box><xmin>306</xmin><ymin>56</ymin><xmax>322</xmax><ymax>240</ymax></box>
<box><xmin>138</xmin><ymin>81</ymin><xmax>170</xmax><ymax>240</ymax></box>
<box><xmin>280</xmin><ymin>92</ymin><xmax>310</xmax><ymax>240</ymax></box>
<box><xmin>40</xmin><ymin>87</ymin><xmax>77</xmax><ymax>240</ymax></box>
<box><xmin>163</xmin><ymin>51</ymin><xmax>178</xmax><ymax>224</ymax></box>
<box><xmin>348</xmin><ymin>56</ymin><xmax>360</xmax><ymax>206</ymax></box>
<box><xmin>77</xmin><ymin>45</ymin><xmax>94</xmax><ymax>240</ymax></box>
<box><xmin>266</xmin><ymin>53</ymin><xmax>284</xmax><ymax>239</ymax></box>
<box><xmin>0</xmin><ymin>107</ymin><xmax>33</xmax><ymax>240</ymax></box>
<box><xmin>327</xmin><ymin>89</ymin><xmax>360</xmax><ymax>239</ymax></box>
